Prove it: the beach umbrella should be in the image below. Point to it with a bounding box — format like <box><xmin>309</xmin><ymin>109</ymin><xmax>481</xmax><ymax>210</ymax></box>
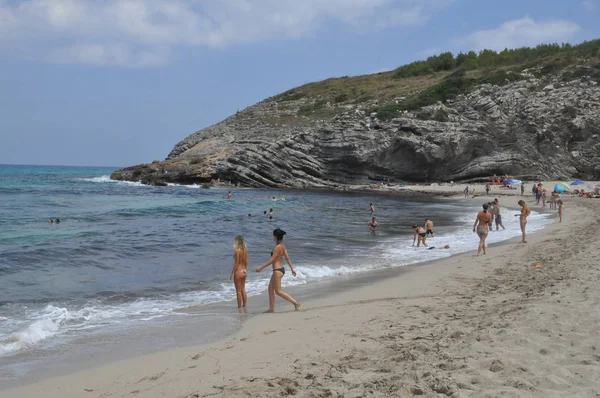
<box><xmin>554</xmin><ymin>184</ymin><xmax>566</xmax><ymax>193</ymax></box>
<box><xmin>570</xmin><ymin>180</ymin><xmax>584</xmax><ymax>186</ymax></box>
<box><xmin>503</xmin><ymin>179</ymin><xmax>521</xmax><ymax>185</ymax></box>
<box><xmin>556</xmin><ymin>182</ymin><xmax>571</xmax><ymax>191</ymax></box>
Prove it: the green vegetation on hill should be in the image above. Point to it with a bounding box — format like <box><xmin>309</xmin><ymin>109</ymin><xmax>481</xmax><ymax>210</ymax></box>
<box><xmin>270</xmin><ymin>39</ymin><xmax>600</xmax><ymax>121</ymax></box>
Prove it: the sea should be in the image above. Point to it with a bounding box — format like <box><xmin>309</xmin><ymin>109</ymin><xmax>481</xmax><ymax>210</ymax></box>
<box><xmin>0</xmin><ymin>165</ymin><xmax>552</xmax><ymax>385</ymax></box>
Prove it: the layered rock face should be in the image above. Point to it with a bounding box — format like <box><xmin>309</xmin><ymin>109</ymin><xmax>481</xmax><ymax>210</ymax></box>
<box><xmin>112</xmin><ymin>71</ymin><xmax>600</xmax><ymax>187</ymax></box>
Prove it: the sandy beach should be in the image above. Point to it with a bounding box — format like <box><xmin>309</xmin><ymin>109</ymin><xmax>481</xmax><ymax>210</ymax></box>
<box><xmin>2</xmin><ymin>183</ymin><xmax>600</xmax><ymax>398</ymax></box>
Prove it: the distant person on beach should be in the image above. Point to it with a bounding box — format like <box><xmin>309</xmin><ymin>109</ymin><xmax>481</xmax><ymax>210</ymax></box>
<box><xmin>229</xmin><ymin>236</ymin><xmax>248</xmax><ymax>309</ymax></box>
<box><xmin>464</xmin><ymin>187</ymin><xmax>470</xmax><ymax>199</ymax></box>
<box><xmin>485</xmin><ymin>184</ymin><xmax>490</xmax><ymax>195</ymax></box>
<box><xmin>473</xmin><ymin>203</ymin><xmax>493</xmax><ymax>256</ymax></box>
<box><xmin>550</xmin><ymin>191</ymin><xmax>558</xmax><ymax>210</ymax></box>
<box><xmin>228</xmin><ymin>191</ymin><xmax>233</xmax><ymax>199</ymax></box>
<box><xmin>255</xmin><ymin>229</ymin><xmax>300</xmax><ymax>312</ymax></box>
<box><xmin>536</xmin><ymin>184</ymin><xmax>542</xmax><ymax>205</ymax></box>
<box><xmin>521</xmin><ymin>184</ymin><xmax>525</xmax><ymax>196</ymax></box>
<box><xmin>487</xmin><ymin>202</ymin><xmax>495</xmax><ymax>230</ymax></box>
<box><xmin>493</xmin><ymin>199</ymin><xmax>505</xmax><ymax>230</ymax></box>
<box><xmin>542</xmin><ymin>190</ymin><xmax>547</xmax><ymax>207</ymax></box>
<box><xmin>425</xmin><ymin>218</ymin><xmax>434</xmax><ymax>237</ymax></box>
<box><xmin>369</xmin><ymin>216</ymin><xmax>379</xmax><ymax>232</ymax></box>
<box><xmin>516</xmin><ymin>200</ymin><xmax>531</xmax><ymax>243</ymax></box>
<box><xmin>412</xmin><ymin>225</ymin><xmax>428</xmax><ymax>247</ymax></box>
<box><xmin>557</xmin><ymin>200</ymin><xmax>563</xmax><ymax>223</ymax></box>
<box><xmin>370</xmin><ymin>203</ymin><xmax>375</xmax><ymax>214</ymax></box>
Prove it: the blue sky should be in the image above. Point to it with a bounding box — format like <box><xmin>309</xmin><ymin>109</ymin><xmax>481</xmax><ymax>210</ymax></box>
<box><xmin>1</xmin><ymin>0</ymin><xmax>599</xmax><ymax>167</ymax></box>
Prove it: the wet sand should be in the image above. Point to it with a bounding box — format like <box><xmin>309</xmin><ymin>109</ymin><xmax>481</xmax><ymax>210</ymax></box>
<box><xmin>3</xmin><ymin>184</ymin><xmax>600</xmax><ymax>397</ymax></box>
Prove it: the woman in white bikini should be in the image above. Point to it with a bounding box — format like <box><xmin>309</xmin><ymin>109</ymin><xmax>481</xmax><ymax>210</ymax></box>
<box><xmin>229</xmin><ymin>236</ymin><xmax>248</xmax><ymax>309</ymax></box>
<box><xmin>473</xmin><ymin>203</ymin><xmax>492</xmax><ymax>256</ymax></box>
<box><xmin>256</xmin><ymin>229</ymin><xmax>300</xmax><ymax>312</ymax></box>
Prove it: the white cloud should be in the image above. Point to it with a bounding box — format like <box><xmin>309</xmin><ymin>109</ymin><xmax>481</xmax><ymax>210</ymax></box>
<box><xmin>456</xmin><ymin>17</ymin><xmax>580</xmax><ymax>52</ymax></box>
<box><xmin>582</xmin><ymin>0</ymin><xmax>597</xmax><ymax>11</ymax></box>
<box><xmin>0</xmin><ymin>0</ymin><xmax>453</xmax><ymax>67</ymax></box>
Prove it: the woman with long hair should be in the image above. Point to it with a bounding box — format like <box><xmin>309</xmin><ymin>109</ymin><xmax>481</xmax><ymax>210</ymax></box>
<box><xmin>256</xmin><ymin>229</ymin><xmax>300</xmax><ymax>312</ymax></box>
<box><xmin>516</xmin><ymin>200</ymin><xmax>531</xmax><ymax>243</ymax></box>
<box><xmin>229</xmin><ymin>236</ymin><xmax>248</xmax><ymax>309</ymax></box>
<box><xmin>473</xmin><ymin>203</ymin><xmax>492</xmax><ymax>256</ymax></box>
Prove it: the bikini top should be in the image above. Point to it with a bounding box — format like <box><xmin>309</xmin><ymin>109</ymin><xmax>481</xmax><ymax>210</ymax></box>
<box><xmin>271</xmin><ymin>244</ymin><xmax>283</xmax><ymax>258</ymax></box>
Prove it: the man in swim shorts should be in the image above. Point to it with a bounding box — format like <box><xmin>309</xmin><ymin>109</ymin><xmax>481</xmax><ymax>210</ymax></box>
<box><xmin>425</xmin><ymin>218</ymin><xmax>434</xmax><ymax>237</ymax></box>
<box><xmin>493</xmin><ymin>198</ymin><xmax>505</xmax><ymax>230</ymax></box>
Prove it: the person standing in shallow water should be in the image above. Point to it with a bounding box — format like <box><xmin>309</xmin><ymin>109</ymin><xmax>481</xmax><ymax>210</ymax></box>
<box><xmin>369</xmin><ymin>203</ymin><xmax>375</xmax><ymax>214</ymax></box>
<box><xmin>516</xmin><ymin>200</ymin><xmax>531</xmax><ymax>243</ymax></box>
<box><xmin>425</xmin><ymin>218</ymin><xmax>434</xmax><ymax>238</ymax></box>
<box><xmin>256</xmin><ymin>229</ymin><xmax>300</xmax><ymax>313</ymax></box>
<box><xmin>473</xmin><ymin>203</ymin><xmax>492</xmax><ymax>256</ymax></box>
<box><xmin>412</xmin><ymin>225</ymin><xmax>428</xmax><ymax>247</ymax></box>
<box><xmin>229</xmin><ymin>236</ymin><xmax>248</xmax><ymax>309</ymax></box>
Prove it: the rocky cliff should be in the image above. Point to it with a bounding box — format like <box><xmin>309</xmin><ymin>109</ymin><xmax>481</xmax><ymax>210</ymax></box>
<box><xmin>112</xmin><ymin>58</ymin><xmax>600</xmax><ymax>188</ymax></box>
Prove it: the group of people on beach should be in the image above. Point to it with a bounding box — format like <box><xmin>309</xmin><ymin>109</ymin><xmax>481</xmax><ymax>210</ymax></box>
<box><xmin>229</xmin><ymin>229</ymin><xmax>301</xmax><ymax>313</ymax></box>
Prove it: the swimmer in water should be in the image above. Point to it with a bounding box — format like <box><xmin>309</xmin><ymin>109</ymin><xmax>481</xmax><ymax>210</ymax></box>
<box><xmin>272</xmin><ymin>196</ymin><xmax>277</xmax><ymax>201</ymax></box>
<box><xmin>269</xmin><ymin>208</ymin><xmax>274</xmax><ymax>217</ymax></box>
<box><xmin>229</xmin><ymin>236</ymin><xmax>248</xmax><ymax>309</ymax></box>
<box><xmin>269</xmin><ymin>216</ymin><xmax>273</xmax><ymax>222</ymax></box>
<box><xmin>369</xmin><ymin>216</ymin><xmax>379</xmax><ymax>232</ymax></box>
<box><xmin>370</xmin><ymin>203</ymin><xmax>375</xmax><ymax>214</ymax></box>
<box><xmin>256</xmin><ymin>229</ymin><xmax>300</xmax><ymax>312</ymax></box>
<box><xmin>228</xmin><ymin>191</ymin><xmax>233</xmax><ymax>199</ymax></box>
<box><xmin>55</xmin><ymin>219</ymin><xmax>60</xmax><ymax>224</ymax></box>
<box><xmin>48</xmin><ymin>219</ymin><xmax>53</xmax><ymax>224</ymax></box>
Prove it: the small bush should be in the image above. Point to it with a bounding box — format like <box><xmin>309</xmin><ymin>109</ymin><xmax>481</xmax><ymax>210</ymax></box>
<box><xmin>562</xmin><ymin>105</ymin><xmax>577</xmax><ymax>118</ymax></box>
<box><xmin>334</xmin><ymin>93</ymin><xmax>349</xmax><ymax>103</ymax></box>
<box><xmin>416</xmin><ymin>111</ymin><xmax>432</xmax><ymax>120</ymax></box>
<box><xmin>152</xmin><ymin>160</ymin><xmax>160</xmax><ymax>164</ymax></box>
<box><xmin>433</xmin><ymin>110</ymin><xmax>450</xmax><ymax>122</ymax></box>
<box><xmin>190</xmin><ymin>158</ymin><xmax>202</xmax><ymax>165</ymax></box>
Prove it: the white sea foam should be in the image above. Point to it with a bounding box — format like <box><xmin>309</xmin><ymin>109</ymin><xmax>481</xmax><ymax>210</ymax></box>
<box><xmin>81</xmin><ymin>175</ymin><xmax>146</xmax><ymax>187</ymax></box>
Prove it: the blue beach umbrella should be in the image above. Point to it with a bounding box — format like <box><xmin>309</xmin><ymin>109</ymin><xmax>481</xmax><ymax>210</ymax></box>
<box><xmin>503</xmin><ymin>179</ymin><xmax>521</xmax><ymax>185</ymax></box>
<box><xmin>570</xmin><ymin>180</ymin><xmax>584</xmax><ymax>186</ymax></box>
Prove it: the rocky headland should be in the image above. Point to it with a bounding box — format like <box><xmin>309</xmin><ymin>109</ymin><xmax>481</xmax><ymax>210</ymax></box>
<box><xmin>112</xmin><ymin>41</ymin><xmax>600</xmax><ymax>188</ymax></box>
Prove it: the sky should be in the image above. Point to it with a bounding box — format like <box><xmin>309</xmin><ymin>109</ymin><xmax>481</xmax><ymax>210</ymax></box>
<box><xmin>1</xmin><ymin>0</ymin><xmax>599</xmax><ymax>167</ymax></box>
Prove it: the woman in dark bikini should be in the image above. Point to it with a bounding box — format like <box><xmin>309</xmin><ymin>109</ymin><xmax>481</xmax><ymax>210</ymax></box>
<box><xmin>229</xmin><ymin>236</ymin><xmax>248</xmax><ymax>309</ymax></box>
<box><xmin>473</xmin><ymin>203</ymin><xmax>492</xmax><ymax>256</ymax></box>
<box><xmin>256</xmin><ymin>229</ymin><xmax>300</xmax><ymax>312</ymax></box>
<box><xmin>412</xmin><ymin>225</ymin><xmax>428</xmax><ymax>247</ymax></box>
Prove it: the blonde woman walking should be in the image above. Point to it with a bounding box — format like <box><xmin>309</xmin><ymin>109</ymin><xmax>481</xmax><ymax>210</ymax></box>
<box><xmin>229</xmin><ymin>236</ymin><xmax>248</xmax><ymax>308</ymax></box>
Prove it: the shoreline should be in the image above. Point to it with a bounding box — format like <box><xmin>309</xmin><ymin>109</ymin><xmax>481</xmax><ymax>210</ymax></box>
<box><xmin>2</xmin><ymin>187</ymin><xmax>590</xmax><ymax>397</ymax></box>
<box><xmin>0</xmin><ymin>193</ymin><xmax>548</xmax><ymax>385</ymax></box>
